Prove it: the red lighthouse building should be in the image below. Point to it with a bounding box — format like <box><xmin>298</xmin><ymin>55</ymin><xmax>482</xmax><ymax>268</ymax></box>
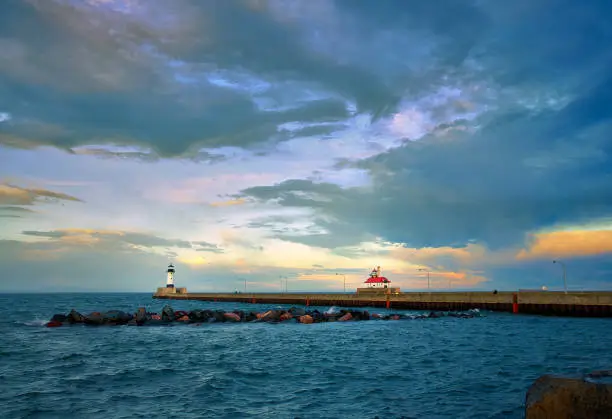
<box><xmin>357</xmin><ymin>266</ymin><xmax>401</xmax><ymax>295</ymax></box>
<box><xmin>364</xmin><ymin>266</ymin><xmax>390</xmax><ymax>288</ymax></box>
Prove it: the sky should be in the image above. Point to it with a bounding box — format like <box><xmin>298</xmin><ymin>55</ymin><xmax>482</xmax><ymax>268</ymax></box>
<box><xmin>1</xmin><ymin>0</ymin><xmax>612</xmax><ymax>292</ymax></box>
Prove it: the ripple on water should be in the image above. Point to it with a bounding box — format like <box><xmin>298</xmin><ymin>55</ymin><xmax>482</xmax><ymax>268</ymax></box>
<box><xmin>1</xmin><ymin>293</ymin><xmax>611</xmax><ymax>419</ymax></box>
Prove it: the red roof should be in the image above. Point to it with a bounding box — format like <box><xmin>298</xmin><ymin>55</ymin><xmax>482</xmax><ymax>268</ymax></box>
<box><xmin>364</xmin><ymin>277</ymin><xmax>390</xmax><ymax>283</ymax></box>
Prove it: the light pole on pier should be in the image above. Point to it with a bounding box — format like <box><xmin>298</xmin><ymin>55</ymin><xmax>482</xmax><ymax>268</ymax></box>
<box><xmin>552</xmin><ymin>260</ymin><xmax>568</xmax><ymax>294</ymax></box>
<box><xmin>418</xmin><ymin>268</ymin><xmax>430</xmax><ymax>291</ymax></box>
<box><xmin>336</xmin><ymin>273</ymin><xmax>346</xmax><ymax>293</ymax></box>
<box><xmin>279</xmin><ymin>275</ymin><xmax>288</xmax><ymax>293</ymax></box>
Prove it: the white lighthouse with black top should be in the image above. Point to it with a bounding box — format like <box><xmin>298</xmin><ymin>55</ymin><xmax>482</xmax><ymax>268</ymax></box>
<box><xmin>154</xmin><ymin>263</ymin><xmax>186</xmax><ymax>297</ymax></box>
<box><xmin>166</xmin><ymin>263</ymin><xmax>175</xmax><ymax>288</ymax></box>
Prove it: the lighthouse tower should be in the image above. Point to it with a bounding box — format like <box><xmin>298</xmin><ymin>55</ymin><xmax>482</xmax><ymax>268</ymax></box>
<box><xmin>166</xmin><ymin>263</ymin><xmax>175</xmax><ymax>288</ymax></box>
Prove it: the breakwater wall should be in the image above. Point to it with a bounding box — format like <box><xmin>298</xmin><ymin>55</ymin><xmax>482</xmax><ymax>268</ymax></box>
<box><xmin>153</xmin><ymin>290</ymin><xmax>612</xmax><ymax>317</ymax></box>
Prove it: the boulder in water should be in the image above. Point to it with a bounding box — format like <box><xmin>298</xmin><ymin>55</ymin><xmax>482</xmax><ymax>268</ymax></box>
<box><xmin>213</xmin><ymin>310</ymin><xmax>226</xmax><ymax>322</ymax></box>
<box><xmin>258</xmin><ymin>310</ymin><xmax>280</xmax><ymax>322</ymax></box>
<box><xmin>223</xmin><ymin>312</ymin><xmax>241</xmax><ymax>322</ymax></box>
<box><xmin>188</xmin><ymin>309</ymin><xmax>204</xmax><ymax>322</ymax></box>
<box><xmin>174</xmin><ymin>310</ymin><xmax>189</xmax><ymax>321</ymax></box>
<box><xmin>103</xmin><ymin>310</ymin><xmax>132</xmax><ymax>325</ymax></box>
<box><xmin>84</xmin><ymin>312</ymin><xmax>105</xmax><ymax>326</ymax></box>
<box><xmin>289</xmin><ymin>307</ymin><xmax>306</xmax><ymax>316</ymax></box>
<box><xmin>525</xmin><ymin>373</ymin><xmax>612</xmax><ymax>418</ymax></box>
<box><xmin>67</xmin><ymin>309</ymin><xmax>85</xmax><ymax>324</ymax></box>
<box><xmin>50</xmin><ymin>314</ymin><xmax>68</xmax><ymax>323</ymax></box>
<box><xmin>338</xmin><ymin>312</ymin><xmax>353</xmax><ymax>322</ymax></box>
<box><xmin>134</xmin><ymin>308</ymin><xmax>147</xmax><ymax>325</ymax></box>
<box><xmin>161</xmin><ymin>305</ymin><xmax>175</xmax><ymax>322</ymax></box>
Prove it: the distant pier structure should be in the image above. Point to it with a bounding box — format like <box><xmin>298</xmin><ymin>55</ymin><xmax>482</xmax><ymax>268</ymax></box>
<box><xmin>151</xmin><ymin>263</ymin><xmax>612</xmax><ymax>318</ymax></box>
<box><xmin>156</xmin><ymin>263</ymin><xmax>187</xmax><ymax>296</ymax></box>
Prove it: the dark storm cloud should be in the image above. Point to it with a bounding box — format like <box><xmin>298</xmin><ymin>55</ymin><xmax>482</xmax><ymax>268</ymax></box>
<box><xmin>241</xmin><ymin>84</ymin><xmax>612</xmax><ymax>250</ymax></box>
<box><xmin>239</xmin><ymin>0</ymin><xmax>612</xmax><ymax>250</ymax></box>
<box><xmin>70</xmin><ymin>147</ymin><xmax>228</xmax><ymax>163</ymax></box>
<box><xmin>0</xmin><ymin>0</ymin><xmax>493</xmax><ymax>157</ymax></box>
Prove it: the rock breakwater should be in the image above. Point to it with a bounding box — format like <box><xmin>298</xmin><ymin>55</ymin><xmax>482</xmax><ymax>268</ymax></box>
<box><xmin>45</xmin><ymin>305</ymin><xmax>483</xmax><ymax>327</ymax></box>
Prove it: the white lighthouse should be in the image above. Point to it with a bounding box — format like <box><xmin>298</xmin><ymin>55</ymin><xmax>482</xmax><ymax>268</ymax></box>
<box><xmin>166</xmin><ymin>263</ymin><xmax>175</xmax><ymax>288</ymax></box>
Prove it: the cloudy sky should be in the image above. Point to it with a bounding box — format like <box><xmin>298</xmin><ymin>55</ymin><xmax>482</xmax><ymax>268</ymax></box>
<box><xmin>1</xmin><ymin>0</ymin><xmax>612</xmax><ymax>292</ymax></box>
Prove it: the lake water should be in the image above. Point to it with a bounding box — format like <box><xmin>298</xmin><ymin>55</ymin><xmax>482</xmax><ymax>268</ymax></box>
<box><xmin>1</xmin><ymin>293</ymin><xmax>610</xmax><ymax>419</ymax></box>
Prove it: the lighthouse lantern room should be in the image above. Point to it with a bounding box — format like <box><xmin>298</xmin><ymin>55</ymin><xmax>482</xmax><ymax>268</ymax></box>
<box><xmin>166</xmin><ymin>263</ymin><xmax>175</xmax><ymax>288</ymax></box>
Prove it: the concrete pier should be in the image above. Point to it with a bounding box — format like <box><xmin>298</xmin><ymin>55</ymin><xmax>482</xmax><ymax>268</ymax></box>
<box><xmin>152</xmin><ymin>290</ymin><xmax>612</xmax><ymax>317</ymax></box>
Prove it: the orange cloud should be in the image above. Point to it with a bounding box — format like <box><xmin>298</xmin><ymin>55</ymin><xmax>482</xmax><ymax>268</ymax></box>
<box><xmin>517</xmin><ymin>229</ymin><xmax>612</xmax><ymax>260</ymax></box>
<box><xmin>58</xmin><ymin>233</ymin><xmax>102</xmax><ymax>246</ymax></box>
<box><xmin>389</xmin><ymin>243</ymin><xmax>490</xmax><ymax>265</ymax></box>
<box><xmin>210</xmin><ymin>198</ymin><xmax>246</xmax><ymax>207</ymax></box>
<box><xmin>0</xmin><ymin>183</ymin><xmax>82</xmax><ymax>205</ymax></box>
<box><xmin>401</xmin><ymin>270</ymin><xmax>488</xmax><ymax>289</ymax></box>
<box><xmin>435</xmin><ymin>270</ymin><xmax>488</xmax><ymax>286</ymax></box>
<box><xmin>235</xmin><ymin>258</ymin><xmax>248</xmax><ymax>267</ymax></box>
<box><xmin>177</xmin><ymin>255</ymin><xmax>209</xmax><ymax>267</ymax></box>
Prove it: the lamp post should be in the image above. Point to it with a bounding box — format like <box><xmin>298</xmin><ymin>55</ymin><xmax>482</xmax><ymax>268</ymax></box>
<box><xmin>336</xmin><ymin>273</ymin><xmax>346</xmax><ymax>293</ymax></box>
<box><xmin>552</xmin><ymin>260</ymin><xmax>568</xmax><ymax>294</ymax></box>
<box><xmin>418</xmin><ymin>268</ymin><xmax>430</xmax><ymax>290</ymax></box>
<box><xmin>279</xmin><ymin>275</ymin><xmax>288</xmax><ymax>293</ymax></box>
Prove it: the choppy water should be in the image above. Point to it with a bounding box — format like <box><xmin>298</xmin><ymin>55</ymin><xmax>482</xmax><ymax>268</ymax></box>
<box><xmin>0</xmin><ymin>293</ymin><xmax>610</xmax><ymax>419</ymax></box>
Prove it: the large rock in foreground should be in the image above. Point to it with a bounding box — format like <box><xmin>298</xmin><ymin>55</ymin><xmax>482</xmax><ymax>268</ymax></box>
<box><xmin>525</xmin><ymin>372</ymin><xmax>612</xmax><ymax>419</ymax></box>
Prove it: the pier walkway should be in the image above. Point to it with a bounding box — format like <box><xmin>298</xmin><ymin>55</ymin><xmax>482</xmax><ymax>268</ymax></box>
<box><xmin>153</xmin><ymin>290</ymin><xmax>612</xmax><ymax>317</ymax></box>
